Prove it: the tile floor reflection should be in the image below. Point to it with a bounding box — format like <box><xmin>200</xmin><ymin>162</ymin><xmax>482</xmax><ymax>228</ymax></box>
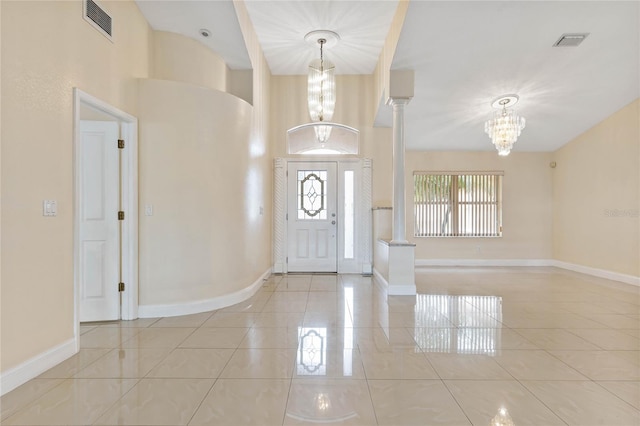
<box><xmin>2</xmin><ymin>268</ymin><xmax>639</xmax><ymax>425</ymax></box>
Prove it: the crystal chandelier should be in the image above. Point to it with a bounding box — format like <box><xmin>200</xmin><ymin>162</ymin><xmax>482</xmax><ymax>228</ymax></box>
<box><xmin>306</xmin><ymin>30</ymin><xmax>339</xmax><ymax>144</ymax></box>
<box><xmin>484</xmin><ymin>95</ymin><xmax>526</xmax><ymax>156</ymax></box>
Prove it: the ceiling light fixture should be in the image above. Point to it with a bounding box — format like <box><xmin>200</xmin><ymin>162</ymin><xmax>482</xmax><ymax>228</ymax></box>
<box><xmin>484</xmin><ymin>94</ymin><xmax>526</xmax><ymax>156</ymax></box>
<box><xmin>305</xmin><ymin>30</ymin><xmax>339</xmax><ymax>144</ymax></box>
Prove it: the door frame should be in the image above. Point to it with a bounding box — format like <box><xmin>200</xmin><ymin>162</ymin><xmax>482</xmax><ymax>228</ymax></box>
<box><xmin>73</xmin><ymin>88</ymin><xmax>139</xmax><ymax>345</ymax></box>
<box><xmin>274</xmin><ymin>157</ymin><xmax>372</xmax><ymax>275</ymax></box>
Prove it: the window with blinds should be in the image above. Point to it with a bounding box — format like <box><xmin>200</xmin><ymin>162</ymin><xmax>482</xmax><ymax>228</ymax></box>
<box><xmin>414</xmin><ymin>172</ymin><xmax>503</xmax><ymax>237</ymax></box>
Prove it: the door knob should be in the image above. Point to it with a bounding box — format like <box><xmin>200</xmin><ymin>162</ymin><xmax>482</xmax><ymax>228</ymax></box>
<box><xmin>331</xmin><ymin>220</ymin><xmax>336</xmax><ymax>225</ymax></box>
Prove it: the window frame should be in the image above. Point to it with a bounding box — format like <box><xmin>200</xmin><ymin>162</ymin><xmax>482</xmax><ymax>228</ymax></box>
<box><xmin>413</xmin><ymin>171</ymin><xmax>504</xmax><ymax>238</ymax></box>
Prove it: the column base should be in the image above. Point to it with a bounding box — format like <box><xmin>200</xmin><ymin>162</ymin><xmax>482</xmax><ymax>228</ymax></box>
<box><xmin>374</xmin><ymin>239</ymin><xmax>416</xmax><ymax>296</ymax></box>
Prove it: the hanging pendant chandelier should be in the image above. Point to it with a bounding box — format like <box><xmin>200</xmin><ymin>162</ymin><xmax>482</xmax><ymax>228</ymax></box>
<box><xmin>306</xmin><ymin>30</ymin><xmax>339</xmax><ymax>144</ymax></box>
<box><xmin>484</xmin><ymin>95</ymin><xmax>526</xmax><ymax>156</ymax></box>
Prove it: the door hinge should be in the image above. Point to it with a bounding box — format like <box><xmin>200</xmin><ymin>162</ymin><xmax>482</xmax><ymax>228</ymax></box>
<box><xmin>118</xmin><ymin>282</ymin><xmax>125</xmax><ymax>292</ymax></box>
<box><xmin>118</xmin><ymin>211</ymin><xmax>125</xmax><ymax>220</ymax></box>
<box><xmin>286</xmin><ymin>213</ymin><xmax>288</xmax><ymax>220</ymax></box>
<box><xmin>286</xmin><ymin>257</ymin><xmax>288</xmax><ymax>263</ymax></box>
<box><xmin>118</xmin><ymin>139</ymin><xmax>125</xmax><ymax>149</ymax></box>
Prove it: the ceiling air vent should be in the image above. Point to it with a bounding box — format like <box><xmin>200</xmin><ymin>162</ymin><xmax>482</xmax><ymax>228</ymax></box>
<box><xmin>84</xmin><ymin>0</ymin><xmax>113</xmax><ymax>41</ymax></box>
<box><xmin>553</xmin><ymin>33</ymin><xmax>589</xmax><ymax>47</ymax></box>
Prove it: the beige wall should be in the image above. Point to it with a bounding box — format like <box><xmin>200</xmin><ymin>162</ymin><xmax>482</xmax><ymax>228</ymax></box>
<box><xmin>0</xmin><ymin>0</ymin><xmax>3</xmax><ymax>374</ymax></box>
<box><xmin>138</xmin><ymin>79</ymin><xmax>266</xmax><ymax>304</ymax></box>
<box><xmin>553</xmin><ymin>99</ymin><xmax>640</xmax><ymax>277</ymax></box>
<box><xmin>269</xmin><ymin>74</ymin><xmax>393</xmax><ymax>206</ymax></box>
<box><xmin>1</xmin><ymin>0</ymin><xmax>152</xmax><ymax>372</ymax></box>
<box><xmin>227</xmin><ymin>69</ymin><xmax>253</xmax><ymax>105</ymax></box>
<box><xmin>232</xmin><ymin>0</ymin><xmax>273</xmax><ymax>285</ymax></box>
<box><xmin>1</xmin><ymin>0</ymin><xmax>272</xmax><ymax>379</ymax></box>
<box><xmin>152</xmin><ymin>31</ymin><xmax>227</xmax><ymax>92</ymax></box>
<box><xmin>405</xmin><ymin>152</ymin><xmax>554</xmax><ymax>260</ymax></box>
<box><xmin>140</xmin><ymin>23</ymin><xmax>272</xmax><ymax>307</ymax></box>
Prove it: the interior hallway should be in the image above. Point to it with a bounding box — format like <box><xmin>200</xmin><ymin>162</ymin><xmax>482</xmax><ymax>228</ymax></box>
<box><xmin>1</xmin><ymin>269</ymin><xmax>639</xmax><ymax>425</ymax></box>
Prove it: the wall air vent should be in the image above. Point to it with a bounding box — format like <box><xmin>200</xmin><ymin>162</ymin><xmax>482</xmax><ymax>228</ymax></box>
<box><xmin>84</xmin><ymin>0</ymin><xmax>113</xmax><ymax>42</ymax></box>
<box><xmin>553</xmin><ymin>33</ymin><xmax>589</xmax><ymax>47</ymax></box>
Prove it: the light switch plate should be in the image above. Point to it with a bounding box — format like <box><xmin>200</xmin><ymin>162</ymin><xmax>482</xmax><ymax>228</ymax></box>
<box><xmin>145</xmin><ymin>204</ymin><xmax>153</xmax><ymax>216</ymax></box>
<box><xmin>43</xmin><ymin>200</ymin><xmax>57</xmax><ymax>216</ymax></box>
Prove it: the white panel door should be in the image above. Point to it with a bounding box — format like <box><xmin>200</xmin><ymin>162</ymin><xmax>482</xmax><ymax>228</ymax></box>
<box><xmin>287</xmin><ymin>162</ymin><xmax>337</xmax><ymax>272</ymax></box>
<box><xmin>79</xmin><ymin>121</ymin><xmax>120</xmax><ymax>321</ymax></box>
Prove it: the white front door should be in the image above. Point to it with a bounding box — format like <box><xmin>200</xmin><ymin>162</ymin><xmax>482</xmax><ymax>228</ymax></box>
<box><xmin>287</xmin><ymin>162</ymin><xmax>338</xmax><ymax>272</ymax></box>
<box><xmin>78</xmin><ymin>121</ymin><xmax>120</xmax><ymax>321</ymax></box>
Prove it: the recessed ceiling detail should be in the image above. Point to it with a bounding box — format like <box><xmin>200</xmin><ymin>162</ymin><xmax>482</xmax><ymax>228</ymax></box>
<box><xmin>243</xmin><ymin>0</ymin><xmax>399</xmax><ymax>75</ymax></box>
<box><xmin>304</xmin><ymin>30</ymin><xmax>340</xmax><ymax>48</ymax></box>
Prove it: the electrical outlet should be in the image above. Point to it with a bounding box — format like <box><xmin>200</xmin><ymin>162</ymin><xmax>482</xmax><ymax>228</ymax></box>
<box><xmin>43</xmin><ymin>200</ymin><xmax>57</xmax><ymax>216</ymax></box>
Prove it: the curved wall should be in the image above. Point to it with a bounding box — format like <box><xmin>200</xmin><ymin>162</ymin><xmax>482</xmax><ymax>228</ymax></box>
<box><xmin>137</xmin><ymin>79</ymin><xmax>270</xmax><ymax>312</ymax></box>
<box><xmin>152</xmin><ymin>31</ymin><xmax>227</xmax><ymax>91</ymax></box>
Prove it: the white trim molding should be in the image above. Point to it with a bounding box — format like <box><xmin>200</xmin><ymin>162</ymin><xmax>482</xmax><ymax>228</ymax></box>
<box><xmin>551</xmin><ymin>260</ymin><xmax>640</xmax><ymax>287</ymax></box>
<box><xmin>360</xmin><ymin>158</ymin><xmax>373</xmax><ymax>274</ymax></box>
<box><xmin>138</xmin><ymin>269</ymin><xmax>272</xmax><ymax>318</ymax></box>
<box><xmin>374</xmin><ymin>267</ymin><xmax>416</xmax><ymax>296</ymax></box>
<box><xmin>273</xmin><ymin>158</ymin><xmax>286</xmax><ymax>273</ymax></box>
<box><xmin>73</xmin><ymin>88</ymin><xmax>139</xmax><ymax>333</ymax></box>
<box><xmin>414</xmin><ymin>258</ymin><xmax>639</xmax><ymax>287</ymax></box>
<box><xmin>373</xmin><ymin>268</ymin><xmax>389</xmax><ymax>291</ymax></box>
<box><xmin>415</xmin><ymin>259</ymin><xmax>552</xmax><ymax>267</ymax></box>
<box><xmin>273</xmin><ymin>157</ymin><xmax>373</xmax><ymax>275</ymax></box>
<box><xmin>1</xmin><ymin>338</ymin><xmax>76</xmax><ymax>396</ymax></box>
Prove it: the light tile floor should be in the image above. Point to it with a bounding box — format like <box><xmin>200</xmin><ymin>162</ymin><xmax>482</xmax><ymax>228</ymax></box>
<box><xmin>2</xmin><ymin>268</ymin><xmax>639</xmax><ymax>425</ymax></box>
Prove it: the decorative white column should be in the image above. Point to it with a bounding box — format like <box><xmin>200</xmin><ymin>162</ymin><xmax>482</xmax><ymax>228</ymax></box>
<box><xmin>389</xmin><ymin>98</ymin><xmax>410</xmax><ymax>243</ymax></box>
<box><xmin>381</xmin><ymin>70</ymin><xmax>416</xmax><ymax>296</ymax></box>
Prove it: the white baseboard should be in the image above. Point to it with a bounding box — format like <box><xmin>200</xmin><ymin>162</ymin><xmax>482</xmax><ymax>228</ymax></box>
<box><xmin>413</xmin><ymin>258</ymin><xmax>639</xmax><ymax>287</ymax></box>
<box><xmin>551</xmin><ymin>260</ymin><xmax>640</xmax><ymax>287</ymax></box>
<box><xmin>138</xmin><ymin>269</ymin><xmax>272</xmax><ymax>318</ymax></box>
<box><xmin>1</xmin><ymin>338</ymin><xmax>76</xmax><ymax>396</ymax></box>
<box><xmin>372</xmin><ymin>268</ymin><xmax>417</xmax><ymax>295</ymax></box>
<box><xmin>415</xmin><ymin>259</ymin><xmax>551</xmax><ymax>267</ymax></box>
<box><xmin>373</xmin><ymin>268</ymin><xmax>388</xmax><ymax>291</ymax></box>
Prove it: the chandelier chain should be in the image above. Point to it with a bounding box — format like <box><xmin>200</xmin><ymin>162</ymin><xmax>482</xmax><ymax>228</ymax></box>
<box><xmin>318</xmin><ymin>39</ymin><xmax>326</xmax><ymax>122</ymax></box>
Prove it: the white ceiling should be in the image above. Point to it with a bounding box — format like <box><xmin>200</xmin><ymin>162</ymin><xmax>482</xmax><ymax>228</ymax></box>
<box><xmin>135</xmin><ymin>0</ymin><xmax>251</xmax><ymax>70</ymax></box>
<box><xmin>390</xmin><ymin>1</ymin><xmax>640</xmax><ymax>152</ymax></box>
<box><xmin>135</xmin><ymin>0</ymin><xmax>639</xmax><ymax>153</ymax></box>
<box><xmin>243</xmin><ymin>0</ymin><xmax>399</xmax><ymax>75</ymax></box>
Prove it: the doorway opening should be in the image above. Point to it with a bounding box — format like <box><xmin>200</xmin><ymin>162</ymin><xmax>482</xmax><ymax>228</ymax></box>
<box><xmin>73</xmin><ymin>89</ymin><xmax>138</xmax><ymax>343</ymax></box>
<box><xmin>274</xmin><ymin>158</ymin><xmax>372</xmax><ymax>275</ymax></box>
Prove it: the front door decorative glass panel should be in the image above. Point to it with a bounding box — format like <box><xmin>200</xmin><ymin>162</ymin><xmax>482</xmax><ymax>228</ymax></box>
<box><xmin>298</xmin><ymin>170</ymin><xmax>328</xmax><ymax>220</ymax></box>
